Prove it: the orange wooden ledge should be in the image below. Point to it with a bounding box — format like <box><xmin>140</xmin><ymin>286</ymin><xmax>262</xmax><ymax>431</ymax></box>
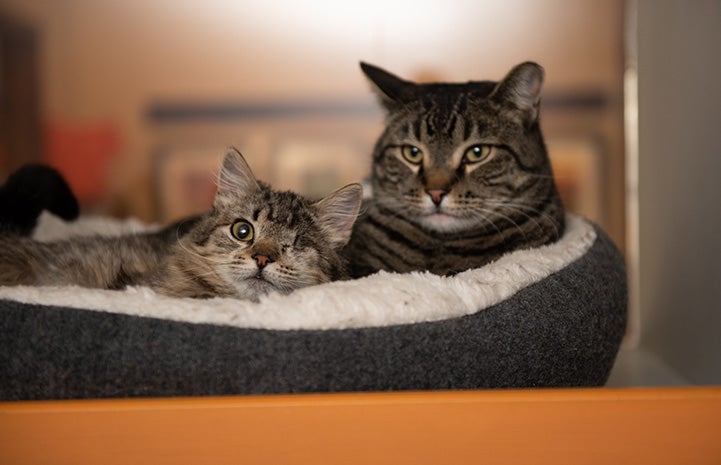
<box><xmin>1</xmin><ymin>386</ymin><xmax>720</xmax><ymax>465</ymax></box>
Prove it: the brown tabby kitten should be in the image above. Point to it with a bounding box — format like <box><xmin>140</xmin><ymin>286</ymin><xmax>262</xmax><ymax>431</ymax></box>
<box><xmin>0</xmin><ymin>148</ymin><xmax>363</xmax><ymax>300</ymax></box>
<box><xmin>344</xmin><ymin>61</ymin><xmax>565</xmax><ymax>277</ymax></box>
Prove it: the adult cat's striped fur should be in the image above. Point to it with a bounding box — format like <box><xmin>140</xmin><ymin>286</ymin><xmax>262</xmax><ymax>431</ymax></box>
<box><xmin>344</xmin><ymin>61</ymin><xmax>565</xmax><ymax>277</ymax></box>
<box><xmin>0</xmin><ymin>148</ymin><xmax>363</xmax><ymax>300</ymax></box>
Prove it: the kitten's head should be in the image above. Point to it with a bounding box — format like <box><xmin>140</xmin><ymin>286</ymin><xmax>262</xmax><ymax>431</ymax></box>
<box><xmin>362</xmin><ymin>61</ymin><xmax>563</xmax><ymax>235</ymax></box>
<box><xmin>180</xmin><ymin>147</ymin><xmax>362</xmax><ymax>300</ymax></box>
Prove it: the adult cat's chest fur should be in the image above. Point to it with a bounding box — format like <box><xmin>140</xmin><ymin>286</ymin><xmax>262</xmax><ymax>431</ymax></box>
<box><xmin>344</xmin><ymin>61</ymin><xmax>565</xmax><ymax>278</ymax></box>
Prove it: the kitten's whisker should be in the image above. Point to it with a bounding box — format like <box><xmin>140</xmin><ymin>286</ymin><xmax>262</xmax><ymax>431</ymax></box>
<box><xmin>173</xmin><ymin>239</ymin><xmax>233</xmax><ymax>266</ymax></box>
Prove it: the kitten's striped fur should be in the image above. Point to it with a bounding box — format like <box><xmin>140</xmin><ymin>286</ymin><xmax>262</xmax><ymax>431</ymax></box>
<box><xmin>0</xmin><ymin>148</ymin><xmax>363</xmax><ymax>300</ymax></box>
<box><xmin>344</xmin><ymin>62</ymin><xmax>565</xmax><ymax>277</ymax></box>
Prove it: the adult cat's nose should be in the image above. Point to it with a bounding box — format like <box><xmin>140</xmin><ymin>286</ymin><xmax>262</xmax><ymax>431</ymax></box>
<box><xmin>426</xmin><ymin>189</ymin><xmax>448</xmax><ymax>206</ymax></box>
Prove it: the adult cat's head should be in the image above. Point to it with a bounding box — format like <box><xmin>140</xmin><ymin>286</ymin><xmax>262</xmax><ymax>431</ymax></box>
<box><xmin>361</xmin><ymin>61</ymin><xmax>564</xmax><ymax>236</ymax></box>
<box><xmin>176</xmin><ymin>148</ymin><xmax>363</xmax><ymax>300</ymax></box>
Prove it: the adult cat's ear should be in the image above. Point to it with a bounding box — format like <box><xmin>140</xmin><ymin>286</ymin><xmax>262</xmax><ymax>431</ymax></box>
<box><xmin>215</xmin><ymin>147</ymin><xmax>260</xmax><ymax>205</ymax></box>
<box><xmin>360</xmin><ymin>62</ymin><xmax>417</xmax><ymax>110</ymax></box>
<box><xmin>313</xmin><ymin>183</ymin><xmax>363</xmax><ymax>249</ymax></box>
<box><xmin>489</xmin><ymin>61</ymin><xmax>544</xmax><ymax>124</ymax></box>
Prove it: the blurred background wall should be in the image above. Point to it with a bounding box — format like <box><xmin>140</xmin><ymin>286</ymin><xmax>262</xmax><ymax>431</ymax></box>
<box><xmin>0</xmin><ymin>0</ymin><xmax>625</xmax><ymax>235</ymax></box>
<box><xmin>635</xmin><ymin>0</ymin><xmax>721</xmax><ymax>384</ymax></box>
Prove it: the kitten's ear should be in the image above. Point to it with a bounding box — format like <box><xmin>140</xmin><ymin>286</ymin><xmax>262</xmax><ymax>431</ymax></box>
<box><xmin>215</xmin><ymin>147</ymin><xmax>260</xmax><ymax>205</ymax></box>
<box><xmin>489</xmin><ymin>61</ymin><xmax>544</xmax><ymax>123</ymax></box>
<box><xmin>313</xmin><ymin>183</ymin><xmax>363</xmax><ymax>249</ymax></box>
<box><xmin>360</xmin><ymin>62</ymin><xmax>417</xmax><ymax>110</ymax></box>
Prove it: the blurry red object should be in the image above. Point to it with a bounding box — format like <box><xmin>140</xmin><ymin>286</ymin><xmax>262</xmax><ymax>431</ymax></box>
<box><xmin>43</xmin><ymin>122</ymin><xmax>120</xmax><ymax>204</ymax></box>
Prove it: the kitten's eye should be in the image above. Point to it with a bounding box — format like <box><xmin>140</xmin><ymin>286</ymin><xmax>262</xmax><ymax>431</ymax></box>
<box><xmin>230</xmin><ymin>219</ymin><xmax>254</xmax><ymax>242</ymax></box>
<box><xmin>463</xmin><ymin>145</ymin><xmax>492</xmax><ymax>164</ymax></box>
<box><xmin>401</xmin><ymin>145</ymin><xmax>424</xmax><ymax>165</ymax></box>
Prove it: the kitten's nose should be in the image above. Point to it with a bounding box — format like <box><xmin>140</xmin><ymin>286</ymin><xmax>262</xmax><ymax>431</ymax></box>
<box><xmin>426</xmin><ymin>189</ymin><xmax>448</xmax><ymax>206</ymax></box>
<box><xmin>251</xmin><ymin>239</ymin><xmax>280</xmax><ymax>269</ymax></box>
<box><xmin>253</xmin><ymin>254</ymin><xmax>274</xmax><ymax>268</ymax></box>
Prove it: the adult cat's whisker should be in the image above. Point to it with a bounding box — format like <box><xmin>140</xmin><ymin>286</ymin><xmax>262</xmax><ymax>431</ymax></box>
<box><xmin>475</xmin><ymin>207</ymin><xmax>528</xmax><ymax>239</ymax></box>
<box><xmin>380</xmin><ymin>202</ymin><xmax>417</xmax><ymax>222</ymax></box>
<box><xmin>484</xmin><ymin>203</ymin><xmax>545</xmax><ymax>238</ymax></box>
<box><xmin>520</xmin><ymin>173</ymin><xmax>557</xmax><ymax>180</ymax></box>
<box><xmin>470</xmin><ymin>209</ymin><xmax>504</xmax><ymax>236</ymax></box>
<box><xmin>483</xmin><ymin>199</ymin><xmax>562</xmax><ymax>239</ymax></box>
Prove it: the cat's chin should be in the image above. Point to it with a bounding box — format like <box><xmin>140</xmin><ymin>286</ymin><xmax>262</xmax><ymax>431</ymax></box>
<box><xmin>234</xmin><ymin>276</ymin><xmax>279</xmax><ymax>300</ymax></box>
<box><xmin>417</xmin><ymin>213</ymin><xmax>478</xmax><ymax>233</ymax></box>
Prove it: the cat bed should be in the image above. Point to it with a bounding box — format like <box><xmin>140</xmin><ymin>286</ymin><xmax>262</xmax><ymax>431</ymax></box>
<box><xmin>0</xmin><ymin>214</ymin><xmax>627</xmax><ymax>400</ymax></box>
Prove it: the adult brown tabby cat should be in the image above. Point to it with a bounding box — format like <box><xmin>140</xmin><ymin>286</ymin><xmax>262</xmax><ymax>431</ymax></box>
<box><xmin>344</xmin><ymin>61</ymin><xmax>565</xmax><ymax>277</ymax></box>
<box><xmin>0</xmin><ymin>148</ymin><xmax>363</xmax><ymax>300</ymax></box>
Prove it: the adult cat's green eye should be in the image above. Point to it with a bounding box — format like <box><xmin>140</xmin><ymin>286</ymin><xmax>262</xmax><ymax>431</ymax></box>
<box><xmin>401</xmin><ymin>145</ymin><xmax>424</xmax><ymax>165</ymax></box>
<box><xmin>463</xmin><ymin>144</ymin><xmax>492</xmax><ymax>164</ymax></box>
<box><xmin>230</xmin><ymin>219</ymin><xmax>254</xmax><ymax>242</ymax></box>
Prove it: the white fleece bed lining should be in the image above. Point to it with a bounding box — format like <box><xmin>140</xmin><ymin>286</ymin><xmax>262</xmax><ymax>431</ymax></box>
<box><xmin>0</xmin><ymin>214</ymin><xmax>594</xmax><ymax>331</ymax></box>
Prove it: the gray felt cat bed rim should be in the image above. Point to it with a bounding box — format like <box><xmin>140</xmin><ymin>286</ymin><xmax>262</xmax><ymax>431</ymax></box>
<box><xmin>0</xmin><ymin>214</ymin><xmax>627</xmax><ymax>400</ymax></box>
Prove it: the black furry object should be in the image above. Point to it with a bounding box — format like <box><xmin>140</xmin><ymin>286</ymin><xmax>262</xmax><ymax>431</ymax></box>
<box><xmin>0</xmin><ymin>224</ymin><xmax>627</xmax><ymax>400</ymax></box>
<box><xmin>0</xmin><ymin>164</ymin><xmax>79</xmax><ymax>235</ymax></box>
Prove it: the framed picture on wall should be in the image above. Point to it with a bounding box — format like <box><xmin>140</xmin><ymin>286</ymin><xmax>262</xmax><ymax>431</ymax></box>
<box><xmin>269</xmin><ymin>137</ymin><xmax>369</xmax><ymax>199</ymax></box>
<box><xmin>152</xmin><ymin>145</ymin><xmax>226</xmax><ymax>223</ymax></box>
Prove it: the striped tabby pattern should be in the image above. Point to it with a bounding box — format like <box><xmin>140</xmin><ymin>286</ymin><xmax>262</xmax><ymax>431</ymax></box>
<box><xmin>0</xmin><ymin>148</ymin><xmax>362</xmax><ymax>300</ymax></box>
<box><xmin>345</xmin><ymin>62</ymin><xmax>565</xmax><ymax>277</ymax></box>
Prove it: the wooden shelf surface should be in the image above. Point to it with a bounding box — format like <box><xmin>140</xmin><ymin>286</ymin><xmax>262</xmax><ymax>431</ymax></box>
<box><xmin>1</xmin><ymin>386</ymin><xmax>720</xmax><ymax>465</ymax></box>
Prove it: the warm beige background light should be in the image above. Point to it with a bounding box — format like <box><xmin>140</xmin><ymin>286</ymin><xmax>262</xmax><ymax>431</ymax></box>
<box><xmin>2</xmin><ymin>0</ymin><xmax>625</xmax><ymax>230</ymax></box>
